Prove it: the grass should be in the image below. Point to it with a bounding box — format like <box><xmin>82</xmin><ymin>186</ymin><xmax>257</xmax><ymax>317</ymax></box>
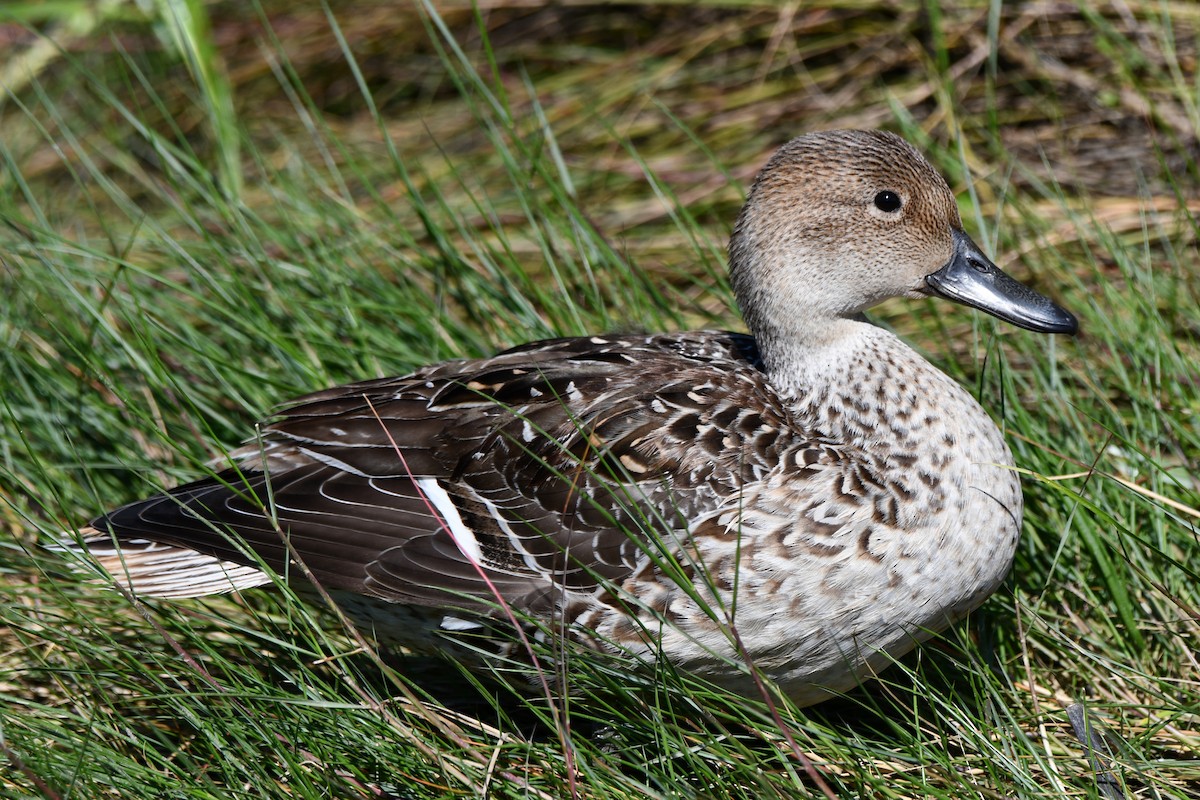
<box><xmin>2</xmin><ymin>0</ymin><xmax>1199</xmax><ymax>797</ymax></box>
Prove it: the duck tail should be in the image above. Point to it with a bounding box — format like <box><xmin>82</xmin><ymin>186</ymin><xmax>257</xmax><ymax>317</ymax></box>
<box><xmin>49</xmin><ymin>526</ymin><xmax>272</xmax><ymax>599</ymax></box>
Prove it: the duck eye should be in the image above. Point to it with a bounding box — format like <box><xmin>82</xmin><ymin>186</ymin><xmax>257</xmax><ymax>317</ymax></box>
<box><xmin>874</xmin><ymin>190</ymin><xmax>902</xmax><ymax>213</ymax></box>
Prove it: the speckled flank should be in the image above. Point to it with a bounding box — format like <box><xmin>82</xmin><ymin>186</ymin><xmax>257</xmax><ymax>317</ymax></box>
<box><xmin>66</xmin><ymin>130</ymin><xmax>1071</xmax><ymax>705</ymax></box>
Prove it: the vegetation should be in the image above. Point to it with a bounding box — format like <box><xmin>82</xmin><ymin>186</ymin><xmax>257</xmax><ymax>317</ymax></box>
<box><xmin>2</xmin><ymin>1</ymin><xmax>1197</xmax><ymax>797</ymax></box>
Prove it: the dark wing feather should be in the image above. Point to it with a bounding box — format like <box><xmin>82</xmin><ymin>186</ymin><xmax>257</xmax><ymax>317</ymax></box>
<box><xmin>91</xmin><ymin>331</ymin><xmax>793</xmax><ymax>614</ymax></box>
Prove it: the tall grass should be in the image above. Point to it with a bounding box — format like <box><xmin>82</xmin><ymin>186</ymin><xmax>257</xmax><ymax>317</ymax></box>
<box><xmin>2</xmin><ymin>1</ymin><xmax>1198</xmax><ymax>798</ymax></box>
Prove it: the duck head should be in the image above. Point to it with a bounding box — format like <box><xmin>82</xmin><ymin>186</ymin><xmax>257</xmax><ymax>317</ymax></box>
<box><xmin>728</xmin><ymin>130</ymin><xmax>1076</xmax><ymax>369</ymax></box>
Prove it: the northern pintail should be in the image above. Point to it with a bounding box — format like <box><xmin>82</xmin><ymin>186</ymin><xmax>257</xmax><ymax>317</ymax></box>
<box><xmin>67</xmin><ymin>130</ymin><xmax>1076</xmax><ymax>704</ymax></box>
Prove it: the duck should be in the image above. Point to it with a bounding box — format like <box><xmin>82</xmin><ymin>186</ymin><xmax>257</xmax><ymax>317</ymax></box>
<box><xmin>66</xmin><ymin>130</ymin><xmax>1077</xmax><ymax>705</ymax></box>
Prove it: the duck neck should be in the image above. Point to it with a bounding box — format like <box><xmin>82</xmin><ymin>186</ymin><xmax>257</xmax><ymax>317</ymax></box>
<box><xmin>757</xmin><ymin>317</ymin><xmax>988</xmax><ymax>459</ymax></box>
<box><xmin>756</xmin><ymin>315</ymin><xmax>882</xmax><ymax>399</ymax></box>
<box><xmin>757</xmin><ymin>316</ymin><xmax>1010</xmax><ymax>477</ymax></box>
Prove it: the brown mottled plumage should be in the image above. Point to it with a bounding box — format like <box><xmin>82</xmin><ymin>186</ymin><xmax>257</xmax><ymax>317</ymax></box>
<box><xmin>64</xmin><ymin>130</ymin><xmax>1076</xmax><ymax>705</ymax></box>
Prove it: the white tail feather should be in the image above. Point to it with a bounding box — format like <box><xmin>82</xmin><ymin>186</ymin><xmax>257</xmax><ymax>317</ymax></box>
<box><xmin>53</xmin><ymin>527</ymin><xmax>271</xmax><ymax>599</ymax></box>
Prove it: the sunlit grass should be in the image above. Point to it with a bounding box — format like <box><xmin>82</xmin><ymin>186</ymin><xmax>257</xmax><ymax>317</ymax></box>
<box><xmin>2</xmin><ymin>1</ymin><xmax>1198</xmax><ymax>798</ymax></box>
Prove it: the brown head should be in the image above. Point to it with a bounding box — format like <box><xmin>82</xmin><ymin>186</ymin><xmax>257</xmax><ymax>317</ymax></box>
<box><xmin>728</xmin><ymin>130</ymin><xmax>1076</xmax><ymax>370</ymax></box>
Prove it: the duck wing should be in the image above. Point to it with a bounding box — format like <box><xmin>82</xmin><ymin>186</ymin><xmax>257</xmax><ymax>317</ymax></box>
<box><xmin>87</xmin><ymin>331</ymin><xmax>796</xmax><ymax>614</ymax></box>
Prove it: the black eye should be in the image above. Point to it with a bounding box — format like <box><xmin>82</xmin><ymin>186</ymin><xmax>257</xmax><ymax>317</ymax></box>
<box><xmin>874</xmin><ymin>190</ymin><xmax>902</xmax><ymax>213</ymax></box>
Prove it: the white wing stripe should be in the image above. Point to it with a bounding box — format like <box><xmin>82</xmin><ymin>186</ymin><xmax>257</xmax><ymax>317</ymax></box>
<box><xmin>415</xmin><ymin>477</ymin><xmax>484</xmax><ymax>564</ymax></box>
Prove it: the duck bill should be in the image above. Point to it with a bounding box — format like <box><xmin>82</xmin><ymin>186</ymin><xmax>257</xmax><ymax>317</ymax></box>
<box><xmin>925</xmin><ymin>230</ymin><xmax>1078</xmax><ymax>334</ymax></box>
